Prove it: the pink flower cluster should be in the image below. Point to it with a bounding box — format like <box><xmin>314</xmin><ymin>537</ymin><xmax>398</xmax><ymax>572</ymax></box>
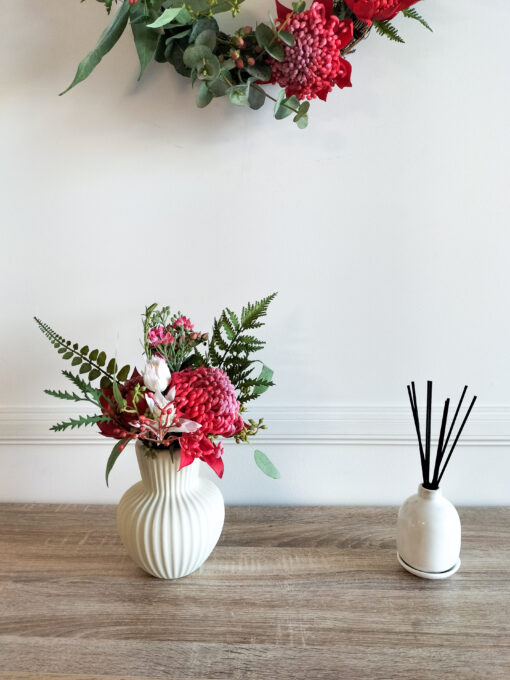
<box><xmin>148</xmin><ymin>326</ymin><xmax>175</xmax><ymax>347</ymax></box>
<box><xmin>269</xmin><ymin>1</ymin><xmax>353</xmax><ymax>101</ymax></box>
<box><xmin>172</xmin><ymin>316</ymin><xmax>194</xmax><ymax>331</ymax></box>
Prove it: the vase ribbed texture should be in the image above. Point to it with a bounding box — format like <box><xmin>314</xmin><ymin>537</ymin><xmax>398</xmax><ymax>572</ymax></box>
<box><xmin>117</xmin><ymin>441</ymin><xmax>224</xmax><ymax>579</ymax></box>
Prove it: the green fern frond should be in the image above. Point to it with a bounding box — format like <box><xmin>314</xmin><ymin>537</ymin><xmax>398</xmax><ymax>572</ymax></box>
<box><xmin>241</xmin><ymin>293</ymin><xmax>277</xmax><ymax>329</ymax></box>
<box><xmin>50</xmin><ymin>414</ymin><xmax>111</xmax><ymax>432</ymax></box>
<box><xmin>34</xmin><ymin>317</ymin><xmax>130</xmax><ymax>386</ymax></box>
<box><xmin>207</xmin><ymin>294</ymin><xmax>277</xmax><ymax>405</ymax></box>
<box><xmin>402</xmin><ymin>7</ymin><xmax>432</xmax><ymax>31</ymax></box>
<box><xmin>44</xmin><ymin>388</ymin><xmax>90</xmax><ymax>403</ymax></box>
<box><xmin>62</xmin><ymin>370</ymin><xmax>101</xmax><ymax>404</ymax></box>
<box><xmin>373</xmin><ymin>20</ymin><xmax>404</xmax><ymax>43</ymax></box>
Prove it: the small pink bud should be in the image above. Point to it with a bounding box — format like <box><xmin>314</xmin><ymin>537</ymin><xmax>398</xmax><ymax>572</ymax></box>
<box><xmin>244</xmin><ymin>26</ymin><xmax>252</xmax><ymax>35</ymax></box>
<box><xmin>235</xmin><ymin>37</ymin><xmax>245</xmax><ymax>48</ymax></box>
<box><xmin>247</xmin><ymin>57</ymin><xmax>255</xmax><ymax>66</ymax></box>
<box><xmin>231</xmin><ymin>49</ymin><xmax>240</xmax><ymax>60</ymax></box>
<box><xmin>236</xmin><ymin>59</ymin><xmax>244</xmax><ymax>69</ymax></box>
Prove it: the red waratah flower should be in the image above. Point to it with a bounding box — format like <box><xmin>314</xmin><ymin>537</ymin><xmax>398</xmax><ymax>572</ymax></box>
<box><xmin>169</xmin><ymin>366</ymin><xmax>244</xmax><ymax>477</ymax></box>
<box><xmin>268</xmin><ymin>0</ymin><xmax>353</xmax><ymax>101</ymax></box>
<box><xmin>98</xmin><ymin>368</ymin><xmax>148</xmax><ymax>440</ymax></box>
<box><xmin>172</xmin><ymin>316</ymin><xmax>194</xmax><ymax>331</ymax></box>
<box><xmin>344</xmin><ymin>0</ymin><xmax>419</xmax><ymax>24</ymax></box>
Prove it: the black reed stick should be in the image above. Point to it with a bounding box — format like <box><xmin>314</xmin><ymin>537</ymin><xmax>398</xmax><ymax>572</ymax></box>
<box><xmin>411</xmin><ymin>382</ymin><xmax>426</xmax><ymax>471</ymax></box>
<box><xmin>407</xmin><ymin>384</ymin><xmax>426</xmax><ymax>483</ymax></box>
<box><xmin>437</xmin><ymin>395</ymin><xmax>477</xmax><ymax>486</ymax></box>
<box><xmin>407</xmin><ymin>382</ymin><xmax>476</xmax><ymax>489</ymax></box>
<box><xmin>431</xmin><ymin>398</ymin><xmax>449</xmax><ymax>489</ymax></box>
<box><xmin>439</xmin><ymin>385</ymin><xmax>467</xmax><ymax>463</ymax></box>
<box><xmin>424</xmin><ymin>381</ymin><xmax>432</xmax><ymax>487</ymax></box>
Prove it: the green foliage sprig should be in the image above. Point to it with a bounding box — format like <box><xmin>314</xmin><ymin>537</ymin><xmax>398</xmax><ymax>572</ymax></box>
<box><xmin>372</xmin><ymin>20</ymin><xmax>404</xmax><ymax>44</ymax></box>
<box><xmin>206</xmin><ymin>293</ymin><xmax>276</xmax><ymax>405</ymax></box>
<box><xmin>402</xmin><ymin>7</ymin><xmax>432</xmax><ymax>32</ymax></box>
<box><xmin>34</xmin><ymin>317</ymin><xmax>130</xmax><ymax>388</ymax></box>
<box><xmin>50</xmin><ymin>414</ymin><xmax>112</xmax><ymax>432</ymax></box>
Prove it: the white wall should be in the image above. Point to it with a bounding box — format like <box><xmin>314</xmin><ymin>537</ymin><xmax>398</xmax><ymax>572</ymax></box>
<box><xmin>1</xmin><ymin>0</ymin><xmax>509</xmax><ymax>505</ymax></box>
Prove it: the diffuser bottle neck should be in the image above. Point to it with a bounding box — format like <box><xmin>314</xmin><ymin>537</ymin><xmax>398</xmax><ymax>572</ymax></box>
<box><xmin>418</xmin><ymin>484</ymin><xmax>442</xmax><ymax>500</ymax></box>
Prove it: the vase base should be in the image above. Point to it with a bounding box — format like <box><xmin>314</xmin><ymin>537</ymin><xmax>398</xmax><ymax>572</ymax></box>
<box><xmin>397</xmin><ymin>553</ymin><xmax>461</xmax><ymax>580</ymax></box>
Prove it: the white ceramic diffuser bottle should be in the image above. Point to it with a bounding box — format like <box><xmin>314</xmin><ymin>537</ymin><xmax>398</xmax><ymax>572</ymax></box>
<box><xmin>399</xmin><ymin>381</ymin><xmax>477</xmax><ymax>580</ymax></box>
<box><xmin>397</xmin><ymin>484</ymin><xmax>461</xmax><ymax>579</ymax></box>
<box><xmin>117</xmin><ymin>441</ymin><xmax>225</xmax><ymax>579</ymax></box>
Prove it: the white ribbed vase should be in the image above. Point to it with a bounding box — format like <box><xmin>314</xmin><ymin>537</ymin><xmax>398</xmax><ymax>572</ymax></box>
<box><xmin>397</xmin><ymin>485</ymin><xmax>461</xmax><ymax>579</ymax></box>
<box><xmin>117</xmin><ymin>441</ymin><xmax>225</xmax><ymax>579</ymax></box>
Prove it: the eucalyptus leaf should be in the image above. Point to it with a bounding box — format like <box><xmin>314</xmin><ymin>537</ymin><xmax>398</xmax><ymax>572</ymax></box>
<box><xmin>196</xmin><ymin>81</ymin><xmax>213</xmax><ymax>108</ymax></box>
<box><xmin>183</xmin><ymin>44</ymin><xmax>213</xmax><ymax>68</ymax></box>
<box><xmin>252</xmin><ymin>364</ymin><xmax>274</xmax><ymax>396</ymax></box>
<box><xmin>274</xmin><ymin>90</ymin><xmax>296</xmax><ymax>119</ymax></box>
<box><xmin>254</xmin><ymin>450</ymin><xmax>280</xmax><ymax>479</ymax></box>
<box><xmin>265</xmin><ymin>41</ymin><xmax>284</xmax><ymax>62</ymax></box>
<box><xmin>279</xmin><ymin>31</ymin><xmax>295</xmax><ymax>47</ymax></box>
<box><xmin>255</xmin><ymin>23</ymin><xmax>274</xmax><ymax>49</ymax></box>
<box><xmin>60</xmin><ymin>0</ymin><xmax>130</xmax><ymax>95</ymax></box>
<box><xmin>189</xmin><ymin>17</ymin><xmax>219</xmax><ymax>42</ymax></box>
<box><xmin>221</xmin><ymin>58</ymin><xmax>236</xmax><ymax>71</ymax></box>
<box><xmin>228</xmin><ymin>83</ymin><xmax>250</xmax><ymax>106</ymax></box>
<box><xmin>195</xmin><ymin>28</ymin><xmax>217</xmax><ymax>50</ymax></box>
<box><xmin>147</xmin><ymin>7</ymin><xmax>189</xmax><ymax>29</ymax></box>
<box><xmin>208</xmin><ymin>78</ymin><xmax>229</xmax><ymax>97</ymax></box>
<box><xmin>248</xmin><ymin>85</ymin><xmax>265</xmax><ymax>110</ymax></box>
<box><xmin>246</xmin><ymin>63</ymin><xmax>271</xmax><ymax>81</ymax></box>
<box><xmin>295</xmin><ymin>114</ymin><xmax>309</xmax><ymax>129</ymax></box>
<box><xmin>167</xmin><ymin>42</ymin><xmax>191</xmax><ymax>77</ymax></box>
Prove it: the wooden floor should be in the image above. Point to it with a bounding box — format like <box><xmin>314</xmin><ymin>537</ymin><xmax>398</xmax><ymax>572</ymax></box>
<box><xmin>0</xmin><ymin>505</ymin><xmax>509</xmax><ymax>680</ymax></box>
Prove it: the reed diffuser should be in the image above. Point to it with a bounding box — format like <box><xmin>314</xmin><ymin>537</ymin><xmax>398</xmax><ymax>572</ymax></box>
<box><xmin>397</xmin><ymin>381</ymin><xmax>477</xmax><ymax>579</ymax></box>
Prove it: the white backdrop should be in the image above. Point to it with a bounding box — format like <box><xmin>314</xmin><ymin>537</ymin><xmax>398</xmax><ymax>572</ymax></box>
<box><xmin>1</xmin><ymin>0</ymin><xmax>509</xmax><ymax>505</ymax></box>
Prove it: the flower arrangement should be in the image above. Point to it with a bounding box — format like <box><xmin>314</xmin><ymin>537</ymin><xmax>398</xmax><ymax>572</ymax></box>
<box><xmin>60</xmin><ymin>0</ymin><xmax>431</xmax><ymax>128</ymax></box>
<box><xmin>34</xmin><ymin>294</ymin><xmax>279</xmax><ymax>483</ymax></box>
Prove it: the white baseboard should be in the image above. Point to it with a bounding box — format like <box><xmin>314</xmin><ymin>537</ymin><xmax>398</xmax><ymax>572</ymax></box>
<box><xmin>1</xmin><ymin>404</ymin><xmax>509</xmax><ymax>446</ymax></box>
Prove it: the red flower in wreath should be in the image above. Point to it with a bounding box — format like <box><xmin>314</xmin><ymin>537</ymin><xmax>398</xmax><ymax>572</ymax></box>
<box><xmin>268</xmin><ymin>0</ymin><xmax>353</xmax><ymax>101</ymax></box>
<box><xmin>344</xmin><ymin>0</ymin><xmax>420</xmax><ymax>24</ymax></box>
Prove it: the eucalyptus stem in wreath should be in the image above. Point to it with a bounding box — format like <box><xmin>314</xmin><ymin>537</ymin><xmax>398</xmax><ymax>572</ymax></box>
<box><xmin>57</xmin><ymin>0</ymin><xmax>431</xmax><ymax>128</ymax></box>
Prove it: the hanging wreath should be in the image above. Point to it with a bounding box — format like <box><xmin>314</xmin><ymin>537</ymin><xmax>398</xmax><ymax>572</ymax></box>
<box><xmin>61</xmin><ymin>0</ymin><xmax>431</xmax><ymax>128</ymax></box>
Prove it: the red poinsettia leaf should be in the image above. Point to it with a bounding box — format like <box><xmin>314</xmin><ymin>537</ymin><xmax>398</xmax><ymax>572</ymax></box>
<box><xmin>276</xmin><ymin>0</ymin><xmax>290</xmax><ymax>21</ymax></box>
<box><xmin>178</xmin><ymin>448</ymin><xmax>195</xmax><ymax>471</ymax></box>
<box><xmin>337</xmin><ymin>19</ymin><xmax>354</xmax><ymax>49</ymax></box>
<box><xmin>206</xmin><ymin>454</ymin><xmax>224</xmax><ymax>479</ymax></box>
<box><xmin>335</xmin><ymin>59</ymin><xmax>352</xmax><ymax>89</ymax></box>
<box><xmin>314</xmin><ymin>0</ymin><xmax>333</xmax><ymax>18</ymax></box>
